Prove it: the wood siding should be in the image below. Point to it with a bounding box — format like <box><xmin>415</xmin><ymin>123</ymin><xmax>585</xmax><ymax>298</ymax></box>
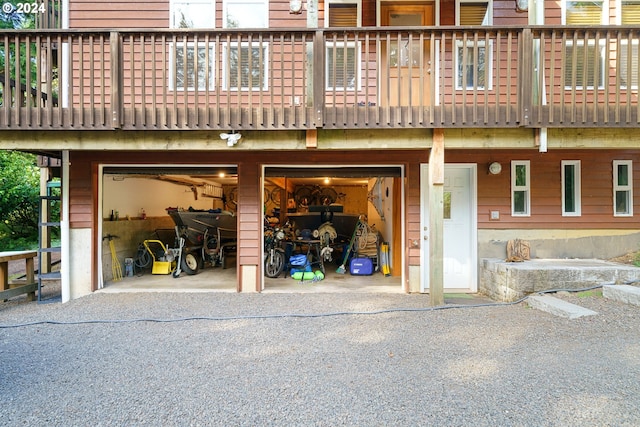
<box><xmin>69</xmin><ymin>1</ymin><xmax>169</xmax><ymax>29</ymax></box>
<box><xmin>447</xmin><ymin>149</ymin><xmax>640</xmax><ymax>230</ymax></box>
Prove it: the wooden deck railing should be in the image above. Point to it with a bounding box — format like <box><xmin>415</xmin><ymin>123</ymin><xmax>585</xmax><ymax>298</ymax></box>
<box><xmin>0</xmin><ymin>26</ymin><xmax>639</xmax><ymax>130</ymax></box>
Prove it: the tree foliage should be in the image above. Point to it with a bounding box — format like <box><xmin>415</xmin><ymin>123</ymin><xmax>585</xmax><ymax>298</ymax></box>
<box><xmin>0</xmin><ymin>151</ymin><xmax>41</xmax><ymax>250</ymax></box>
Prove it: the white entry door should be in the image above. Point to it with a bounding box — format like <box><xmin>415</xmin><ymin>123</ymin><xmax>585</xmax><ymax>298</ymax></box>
<box><xmin>420</xmin><ymin>164</ymin><xmax>477</xmax><ymax>292</ymax></box>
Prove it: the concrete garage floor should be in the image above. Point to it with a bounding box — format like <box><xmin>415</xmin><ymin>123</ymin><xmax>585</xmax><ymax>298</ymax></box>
<box><xmin>99</xmin><ymin>263</ymin><xmax>403</xmax><ymax>294</ymax></box>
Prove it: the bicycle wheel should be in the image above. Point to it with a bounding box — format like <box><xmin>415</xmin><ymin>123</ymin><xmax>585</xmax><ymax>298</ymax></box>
<box><xmin>320</xmin><ymin>187</ymin><xmax>338</xmax><ymax>204</ymax></box>
<box><xmin>270</xmin><ymin>187</ymin><xmax>281</xmax><ymax>207</ymax></box>
<box><xmin>265</xmin><ymin>249</ymin><xmax>285</xmax><ymax>278</ymax></box>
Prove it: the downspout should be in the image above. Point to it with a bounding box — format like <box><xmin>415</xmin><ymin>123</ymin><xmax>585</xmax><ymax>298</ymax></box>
<box><xmin>61</xmin><ymin>150</ymin><xmax>70</xmax><ymax>303</ymax></box>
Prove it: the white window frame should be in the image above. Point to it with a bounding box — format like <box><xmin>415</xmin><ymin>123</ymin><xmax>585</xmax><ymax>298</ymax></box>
<box><xmin>455</xmin><ymin>40</ymin><xmax>492</xmax><ymax>90</ymax></box>
<box><xmin>223</xmin><ymin>0</ymin><xmax>268</xmax><ymax>28</ymax></box>
<box><xmin>562</xmin><ymin>0</ymin><xmax>607</xmax><ymax>25</ymax></box>
<box><xmin>620</xmin><ymin>0</ymin><xmax>640</xmax><ymax>24</ymax></box>
<box><xmin>455</xmin><ymin>0</ymin><xmax>493</xmax><ymax>25</ymax></box>
<box><xmin>170</xmin><ymin>0</ymin><xmax>215</xmax><ymax>28</ymax></box>
<box><xmin>563</xmin><ymin>40</ymin><xmax>606</xmax><ymax>90</ymax></box>
<box><xmin>618</xmin><ymin>39</ymin><xmax>639</xmax><ymax>90</ymax></box>
<box><xmin>325</xmin><ymin>41</ymin><xmax>361</xmax><ymax>91</ymax></box>
<box><xmin>613</xmin><ymin>160</ymin><xmax>633</xmax><ymax>216</ymax></box>
<box><xmin>511</xmin><ymin>160</ymin><xmax>531</xmax><ymax>217</ymax></box>
<box><xmin>169</xmin><ymin>42</ymin><xmax>215</xmax><ymax>91</ymax></box>
<box><xmin>222</xmin><ymin>42</ymin><xmax>269</xmax><ymax>91</ymax></box>
<box><xmin>562</xmin><ymin>160</ymin><xmax>582</xmax><ymax>216</ymax></box>
<box><xmin>325</xmin><ymin>0</ymin><xmax>362</xmax><ymax>27</ymax></box>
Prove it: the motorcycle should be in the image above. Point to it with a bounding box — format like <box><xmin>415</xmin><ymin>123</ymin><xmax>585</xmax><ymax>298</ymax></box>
<box><xmin>264</xmin><ymin>218</ymin><xmax>288</xmax><ymax>278</ymax></box>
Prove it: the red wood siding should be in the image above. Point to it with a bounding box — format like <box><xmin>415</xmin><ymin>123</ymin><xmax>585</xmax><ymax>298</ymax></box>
<box><xmin>68</xmin><ymin>153</ymin><xmax>93</xmax><ymax>228</ymax></box>
<box><xmin>446</xmin><ymin>149</ymin><xmax>640</xmax><ymax>230</ymax></box>
<box><xmin>70</xmin><ymin>1</ymin><xmax>169</xmax><ymax>29</ymax></box>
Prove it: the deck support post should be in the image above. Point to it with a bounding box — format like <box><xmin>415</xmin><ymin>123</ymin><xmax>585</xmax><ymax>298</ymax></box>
<box><xmin>429</xmin><ymin>129</ymin><xmax>445</xmax><ymax>306</ymax></box>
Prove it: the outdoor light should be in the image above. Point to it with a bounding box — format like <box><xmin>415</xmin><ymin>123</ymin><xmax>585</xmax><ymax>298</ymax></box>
<box><xmin>220</xmin><ymin>132</ymin><xmax>242</xmax><ymax>147</ymax></box>
<box><xmin>489</xmin><ymin>162</ymin><xmax>502</xmax><ymax>175</ymax></box>
<box><xmin>290</xmin><ymin>0</ymin><xmax>303</xmax><ymax>14</ymax></box>
<box><xmin>515</xmin><ymin>0</ymin><xmax>528</xmax><ymax>11</ymax></box>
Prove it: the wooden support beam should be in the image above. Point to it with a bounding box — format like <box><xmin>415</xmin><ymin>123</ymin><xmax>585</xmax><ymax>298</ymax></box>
<box><xmin>429</xmin><ymin>129</ymin><xmax>445</xmax><ymax>306</ymax></box>
<box><xmin>306</xmin><ymin>129</ymin><xmax>318</xmax><ymax>149</ymax></box>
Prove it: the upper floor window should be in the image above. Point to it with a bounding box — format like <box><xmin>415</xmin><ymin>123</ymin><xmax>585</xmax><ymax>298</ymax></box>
<box><xmin>619</xmin><ymin>1</ymin><xmax>640</xmax><ymax>89</ymax></box>
<box><xmin>622</xmin><ymin>0</ymin><xmax>640</xmax><ymax>23</ymax></box>
<box><xmin>171</xmin><ymin>0</ymin><xmax>214</xmax><ymax>28</ymax></box>
<box><xmin>563</xmin><ymin>40</ymin><xmax>605</xmax><ymax>89</ymax></box>
<box><xmin>562</xmin><ymin>160</ymin><xmax>582</xmax><ymax>216</ymax></box>
<box><xmin>563</xmin><ymin>2</ymin><xmax>606</xmax><ymax>90</ymax></box>
<box><xmin>511</xmin><ymin>160</ymin><xmax>530</xmax><ymax>216</ymax></box>
<box><xmin>326</xmin><ymin>0</ymin><xmax>361</xmax><ymax>27</ymax></box>
<box><xmin>325</xmin><ymin>0</ymin><xmax>361</xmax><ymax>90</ymax></box>
<box><xmin>223</xmin><ymin>0</ymin><xmax>268</xmax><ymax>28</ymax></box>
<box><xmin>455</xmin><ymin>0</ymin><xmax>492</xmax><ymax>90</ymax></box>
<box><xmin>563</xmin><ymin>1</ymin><xmax>606</xmax><ymax>25</ymax></box>
<box><xmin>170</xmin><ymin>1</ymin><xmax>215</xmax><ymax>91</ymax></box>
<box><xmin>222</xmin><ymin>42</ymin><xmax>269</xmax><ymax>90</ymax></box>
<box><xmin>456</xmin><ymin>0</ymin><xmax>492</xmax><ymax>25</ymax></box>
<box><xmin>613</xmin><ymin>160</ymin><xmax>633</xmax><ymax>216</ymax></box>
<box><xmin>326</xmin><ymin>42</ymin><xmax>360</xmax><ymax>90</ymax></box>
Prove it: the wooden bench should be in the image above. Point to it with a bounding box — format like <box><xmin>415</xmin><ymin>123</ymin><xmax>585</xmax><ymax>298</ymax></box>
<box><xmin>0</xmin><ymin>250</ymin><xmax>38</xmax><ymax>302</ymax></box>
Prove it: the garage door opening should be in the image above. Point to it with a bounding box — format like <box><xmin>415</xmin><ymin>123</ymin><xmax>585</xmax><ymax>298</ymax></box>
<box><xmin>99</xmin><ymin>165</ymin><xmax>239</xmax><ymax>292</ymax></box>
<box><xmin>262</xmin><ymin>166</ymin><xmax>404</xmax><ymax>293</ymax></box>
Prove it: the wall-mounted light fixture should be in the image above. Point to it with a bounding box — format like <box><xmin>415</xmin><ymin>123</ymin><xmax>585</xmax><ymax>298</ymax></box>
<box><xmin>515</xmin><ymin>0</ymin><xmax>528</xmax><ymax>12</ymax></box>
<box><xmin>220</xmin><ymin>131</ymin><xmax>242</xmax><ymax>147</ymax></box>
<box><xmin>289</xmin><ymin>0</ymin><xmax>303</xmax><ymax>14</ymax></box>
<box><xmin>489</xmin><ymin>162</ymin><xmax>502</xmax><ymax>175</ymax></box>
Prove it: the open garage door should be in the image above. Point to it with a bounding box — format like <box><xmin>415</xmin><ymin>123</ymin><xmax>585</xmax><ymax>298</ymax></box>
<box><xmin>262</xmin><ymin>165</ymin><xmax>404</xmax><ymax>292</ymax></box>
<box><xmin>99</xmin><ymin>165</ymin><xmax>238</xmax><ymax>291</ymax></box>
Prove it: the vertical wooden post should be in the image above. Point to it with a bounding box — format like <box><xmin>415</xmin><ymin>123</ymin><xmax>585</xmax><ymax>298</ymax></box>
<box><xmin>110</xmin><ymin>32</ymin><xmax>122</xmax><ymax>129</ymax></box>
<box><xmin>312</xmin><ymin>30</ymin><xmax>325</xmax><ymax>127</ymax></box>
<box><xmin>429</xmin><ymin>129</ymin><xmax>445</xmax><ymax>306</ymax></box>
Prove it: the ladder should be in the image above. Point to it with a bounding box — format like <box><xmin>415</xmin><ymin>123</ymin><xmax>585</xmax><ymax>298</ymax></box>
<box><xmin>38</xmin><ymin>180</ymin><xmax>61</xmax><ymax>302</ymax></box>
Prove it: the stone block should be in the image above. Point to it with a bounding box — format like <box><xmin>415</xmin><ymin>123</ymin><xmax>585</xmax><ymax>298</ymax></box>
<box><xmin>602</xmin><ymin>285</ymin><xmax>640</xmax><ymax>306</ymax></box>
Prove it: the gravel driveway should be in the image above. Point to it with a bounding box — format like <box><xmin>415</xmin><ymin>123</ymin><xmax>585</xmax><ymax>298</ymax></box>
<box><xmin>1</xmin><ymin>290</ymin><xmax>639</xmax><ymax>426</ymax></box>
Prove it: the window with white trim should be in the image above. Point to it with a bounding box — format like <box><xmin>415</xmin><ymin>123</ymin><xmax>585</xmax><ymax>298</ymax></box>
<box><xmin>456</xmin><ymin>0</ymin><xmax>492</xmax><ymax>25</ymax></box>
<box><xmin>563</xmin><ymin>40</ymin><xmax>605</xmax><ymax>90</ymax></box>
<box><xmin>563</xmin><ymin>1</ymin><xmax>606</xmax><ymax>89</ymax></box>
<box><xmin>222</xmin><ymin>43</ymin><xmax>269</xmax><ymax>90</ymax></box>
<box><xmin>325</xmin><ymin>0</ymin><xmax>360</xmax><ymax>90</ymax></box>
<box><xmin>455</xmin><ymin>41</ymin><xmax>491</xmax><ymax>90</ymax></box>
<box><xmin>326</xmin><ymin>0</ymin><xmax>360</xmax><ymax>27</ymax></box>
<box><xmin>613</xmin><ymin>160</ymin><xmax>633</xmax><ymax>216</ymax></box>
<box><xmin>170</xmin><ymin>43</ymin><xmax>215</xmax><ymax>91</ymax></box>
<box><xmin>619</xmin><ymin>1</ymin><xmax>640</xmax><ymax>89</ymax></box>
<box><xmin>170</xmin><ymin>1</ymin><xmax>215</xmax><ymax>91</ymax></box>
<box><xmin>618</xmin><ymin>39</ymin><xmax>639</xmax><ymax>90</ymax></box>
<box><xmin>455</xmin><ymin>0</ymin><xmax>492</xmax><ymax>90</ymax></box>
<box><xmin>223</xmin><ymin>0</ymin><xmax>268</xmax><ymax>28</ymax></box>
<box><xmin>511</xmin><ymin>161</ymin><xmax>530</xmax><ymax>216</ymax></box>
<box><xmin>563</xmin><ymin>1</ymin><xmax>606</xmax><ymax>25</ymax></box>
<box><xmin>562</xmin><ymin>160</ymin><xmax>581</xmax><ymax>216</ymax></box>
<box><xmin>622</xmin><ymin>0</ymin><xmax>640</xmax><ymax>23</ymax></box>
<box><xmin>326</xmin><ymin>42</ymin><xmax>360</xmax><ymax>90</ymax></box>
<box><xmin>171</xmin><ymin>0</ymin><xmax>214</xmax><ymax>28</ymax></box>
